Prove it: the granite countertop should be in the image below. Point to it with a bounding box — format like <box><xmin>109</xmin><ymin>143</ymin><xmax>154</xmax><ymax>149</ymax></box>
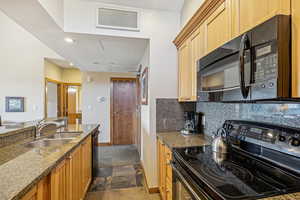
<box><xmin>157</xmin><ymin>131</ymin><xmax>211</xmax><ymax>149</ymax></box>
<box><xmin>0</xmin><ymin>117</ymin><xmax>67</xmax><ymax>137</ymax></box>
<box><xmin>0</xmin><ymin>122</ymin><xmax>35</xmax><ymax>137</ymax></box>
<box><xmin>0</xmin><ymin>124</ymin><xmax>99</xmax><ymax>200</ymax></box>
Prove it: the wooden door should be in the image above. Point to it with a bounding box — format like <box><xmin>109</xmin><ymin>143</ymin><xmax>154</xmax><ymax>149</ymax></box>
<box><xmin>67</xmin><ymin>88</ymin><xmax>77</xmax><ymax>124</ymax></box>
<box><xmin>111</xmin><ymin>78</ymin><xmax>137</xmax><ymax>145</ymax></box>
<box><xmin>205</xmin><ymin>0</ymin><xmax>231</xmax><ymax>53</ymax></box>
<box><xmin>293</xmin><ymin>0</ymin><xmax>300</xmax><ymax>97</ymax></box>
<box><xmin>136</xmin><ymin>76</ymin><xmax>142</xmax><ymax>156</ymax></box>
<box><xmin>178</xmin><ymin>41</ymin><xmax>192</xmax><ymax>102</ymax></box>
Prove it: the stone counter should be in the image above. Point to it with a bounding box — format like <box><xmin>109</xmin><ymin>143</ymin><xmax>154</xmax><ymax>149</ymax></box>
<box><xmin>157</xmin><ymin>132</ymin><xmax>211</xmax><ymax>149</ymax></box>
<box><xmin>0</xmin><ymin>124</ymin><xmax>99</xmax><ymax>200</ymax></box>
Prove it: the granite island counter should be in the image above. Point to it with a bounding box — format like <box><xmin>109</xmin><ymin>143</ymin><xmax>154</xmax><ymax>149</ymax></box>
<box><xmin>0</xmin><ymin>123</ymin><xmax>99</xmax><ymax>200</ymax></box>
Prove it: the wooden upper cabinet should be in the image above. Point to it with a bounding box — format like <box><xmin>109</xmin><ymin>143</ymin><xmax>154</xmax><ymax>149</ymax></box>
<box><xmin>239</xmin><ymin>0</ymin><xmax>290</xmax><ymax>34</ymax></box>
<box><xmin>204</xmin><ymin>0</ymin><xmax>231</xmax><ymax>53</ymax></box>
<box><xmin>178</xmin><ymin>40</ymin><xmax>193</xmax><ymax>102</ymax></box>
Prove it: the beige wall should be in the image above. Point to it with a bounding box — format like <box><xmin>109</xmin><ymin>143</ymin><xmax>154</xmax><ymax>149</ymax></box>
<box><xmin>0</xmin><ymin>10</ymin><xmax>62</xmax><ymax>122</ymax></box>
<box><xmin>62</xmin><ymin>68</ymin><xmax>82</xmax><ymax>83</ymax></box>
<box><xmin>44</xmin><ymin>60</ymin><xmax>82</xmax><ymax>83</ymax></box>
<box><xmin>44</xmin><ymin>59</ymin><xmax>63</xmax><ymax>81</ymax></box>
<box><xmin>81</xmin><ymin>72</ymin><xmax>136</xmax><ymax>143</ymax></box>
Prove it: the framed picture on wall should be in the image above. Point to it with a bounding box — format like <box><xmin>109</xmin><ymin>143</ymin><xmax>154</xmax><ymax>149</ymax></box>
<box><xmin>141</xmin><ymin>67</ymin><xmax>148</xmax><ymax>105</ymax></box>
<box><xmin>5</xmin><ymin>97</ymin><xmax>25</xmax><ymax>112</ymax></box>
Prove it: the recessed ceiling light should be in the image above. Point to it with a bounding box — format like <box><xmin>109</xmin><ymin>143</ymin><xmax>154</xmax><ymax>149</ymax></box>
<box><xmin>64</xmin><ymin>37</ymin><xmax>75</xmax><ymax>43</ymax></box>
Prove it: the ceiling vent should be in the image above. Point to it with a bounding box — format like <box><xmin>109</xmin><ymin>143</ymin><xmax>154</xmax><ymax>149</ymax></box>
<box><xmin>96</xmin><ymin>7</ymin><xmax>140</xmax><ymax>31</ymax></box>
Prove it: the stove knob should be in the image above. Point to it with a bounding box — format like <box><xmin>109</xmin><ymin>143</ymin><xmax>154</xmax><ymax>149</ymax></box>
<box><xmin>289</xmin><ymin>138</ymin><xmax>300</xmax><ymax>147</ymax></box>
<box><xmin>279</xmin><ymin>135</ymin><xmax>286</xmax><ymax>142</ymax></box>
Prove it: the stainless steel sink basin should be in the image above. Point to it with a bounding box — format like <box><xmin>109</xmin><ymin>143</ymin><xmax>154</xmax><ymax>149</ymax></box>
<box><xmin>24</xmin><ymin>138</ymin><xmax>73</xmax><ymax>148</ymax></box>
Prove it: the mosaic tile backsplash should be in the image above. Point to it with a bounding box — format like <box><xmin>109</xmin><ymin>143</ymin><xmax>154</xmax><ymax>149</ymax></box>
<box><xmin>197</xmin><ymin>102</ymin><xmax>300</xmax><ymax>136</ymax></box>
<box><xmin>156</xmin><ymin>99</ymin><xmax>196</xmax><ymax>132</ymax></box>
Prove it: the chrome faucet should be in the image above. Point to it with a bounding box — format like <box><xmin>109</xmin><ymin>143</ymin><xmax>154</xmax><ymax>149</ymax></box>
<box><xmin>35</xmin><ymin>119</ymin><xmax>48</xmax><ymax>138</ymax></box>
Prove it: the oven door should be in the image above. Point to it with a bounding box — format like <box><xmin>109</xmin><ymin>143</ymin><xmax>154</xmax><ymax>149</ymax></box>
<box><xmin>172</xmin><ymin>162</ymin><xmax>211</xmax><ymax>200</ymax></box>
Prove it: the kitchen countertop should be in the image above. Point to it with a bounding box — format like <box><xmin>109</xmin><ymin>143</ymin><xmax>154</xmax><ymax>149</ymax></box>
<box><xmin>0</xmin><ymin>117</ymin><xmax>67</xmax><ymax>137</ymax></box>
<box><xmin>0</xmin><ymin>124</ymin><xmax>99</xmax><ymax>200</ymax></box>
<box><xmin>157</xmin><ymin>131</ymin><xmax>211</xmax><ymax>149</ymax></box>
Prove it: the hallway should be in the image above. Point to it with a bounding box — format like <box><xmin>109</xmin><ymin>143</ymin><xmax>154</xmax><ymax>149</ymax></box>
<box><xmin>85</xmin><ymin>145</ymin><xmax>160</xmax><ymax>200</ymax></box>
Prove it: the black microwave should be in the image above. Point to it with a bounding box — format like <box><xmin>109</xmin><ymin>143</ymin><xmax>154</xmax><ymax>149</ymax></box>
<box><xmin>197</xmin><ymin>15</ymin><xmax>291</xmax><ymax>102</ymax></box>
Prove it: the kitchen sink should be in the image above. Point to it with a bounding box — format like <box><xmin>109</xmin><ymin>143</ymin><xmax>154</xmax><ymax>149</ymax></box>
<box><xmin>47</xmin><ymin>132</ymin><xmax>82</xmax><ymax>139</ymax></box>
<box><xmin>24</xmin><ymin>138</ymin><xmax>73</xmax><ymax>148</ymax></box>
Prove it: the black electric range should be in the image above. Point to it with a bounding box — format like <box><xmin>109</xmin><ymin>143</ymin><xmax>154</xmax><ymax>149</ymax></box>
<box><xmin>172</xmin><ymin>120</ymin><xmax>300</xmax><ymax>200</ymax></box>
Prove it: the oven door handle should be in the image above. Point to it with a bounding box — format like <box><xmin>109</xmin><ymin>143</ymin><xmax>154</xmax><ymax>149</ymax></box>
<box><xmin>171</xmin><ymin>163</ymin><xmax>206</xmax><ymax>200</ymax></box>
<box><xmin>239</xmin><ymin>33</ymin><xmax>251</xmax><ymax>99</ymax></box>
<box><xmin>199</xmin><ymin>86</ymin><xmax>240</xmax><ymax>93</ymax></box>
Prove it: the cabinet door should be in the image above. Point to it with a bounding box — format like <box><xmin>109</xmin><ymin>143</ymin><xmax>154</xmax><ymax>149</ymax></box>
<box><xmin>81</xmin><ymin>135</ymin><xmax>92</xmax><ymax>196</ymax></box>
<box><xmin>51</xmin><ymin>161</ymin><xmax>67</xmax><ymax>200</ymax></box>
<box><xmin>71</xmin><ymin>145</ymin><xmax>82</xmax><ymax>200</ymax></box>
<box><xmin>239</xmin><ymin>0</ymin><xmax>290</xmax><ymax>34</ymax></box>
<box><xmin>178</xmin><ymin>41</ymin><xmax>192</xmax><ymax>102</ymax></box>
<box><xmin>292</xmin><ymin>0</ymin><xmax>300</xmax><ymax>97</ymax></box>
<box><xmin>157</xmin><ymin>140</ymin><xmax>166</xmax><ymax>200</ymax></box>
<box><xmin>189</xmin><ymin>25</ymin><xmax>205</xmax><ymax>101</ymax></box>
<box><xmin>205</xmin><ymin>0</ymin><xmax>231</xmax><ymax>53</ymax></box>
<box><xmin>166</xmin><ymin>178</ymin><xmax>172</xmax><ymax>200</ymax></box>
<box><xmin>21</xmin><ymin>186</ymin><xmax>37</xmax><ymax>200</ymax></box>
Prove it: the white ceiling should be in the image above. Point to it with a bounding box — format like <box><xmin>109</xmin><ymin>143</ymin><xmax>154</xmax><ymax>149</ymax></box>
<box><xmin>0</xmin><ymin>0</ymin><xmax>149</xmax><ymax>73</ymax></box>
<box><xmin>83</xmin><ymin>0</ymin><xmax>184</xmax><ymax>11</ymax></box>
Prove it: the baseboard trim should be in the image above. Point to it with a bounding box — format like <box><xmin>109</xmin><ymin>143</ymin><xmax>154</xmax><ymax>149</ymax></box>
<box><xmin>97</xmin><ymin>142</ymin><xmax>111</xmax><ymax>146</ymax></box>
<box><xmin>141</xmin><ymin>162</ymin><xmax>160</xmax><ymax>194</ymax></box>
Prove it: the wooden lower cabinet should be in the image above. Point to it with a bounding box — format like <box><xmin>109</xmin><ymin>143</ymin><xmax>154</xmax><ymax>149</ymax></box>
<box><xmin>21</xmin><ymin>175</ymin><xmax>50</xmax><ymax>200</ymax></box>
<box><xmin>22</xmin><ymin>136</ymin><xmax>92</xmax><ymax>200</ymax></box>
<box><xmin>157</xmin><ymin>140</ymin><xmax>173</xmax><ymax>200</ymax></box>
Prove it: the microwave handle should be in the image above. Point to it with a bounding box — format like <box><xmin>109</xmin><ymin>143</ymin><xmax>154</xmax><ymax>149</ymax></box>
<box><xmin>239</xmin><ymin>34</ymin><xmax>251</xmax><ymax>99</ymax></box>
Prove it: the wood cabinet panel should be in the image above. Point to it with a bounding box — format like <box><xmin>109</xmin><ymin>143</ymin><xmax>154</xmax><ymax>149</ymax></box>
<box><xmin>239</xmin><ymin>0</ymin><xmax>290</xmax><ymax>34</ymax></box>
<box><xmin>21</xmin><ymin>186</ymin><xmax>37</xmax><ymax>200</ymax></box>
<box><xmin>205</xmin><ymin>0</ymin><xmax>231</xmax><ymax>53</ymax></box>
<box><xmin>50</xmin><ymin>160</ymin><xmax>67</xmax><ymax>200</ymax></box>
<box><xmin>178</xmin><ymin>41</ymin><xmax>192</xmax><ymax>102</ymax></box>
<box><xmin>158</xmin><ymin>140</ymin><xmax>173</xmax><ymax>200</ymax></box>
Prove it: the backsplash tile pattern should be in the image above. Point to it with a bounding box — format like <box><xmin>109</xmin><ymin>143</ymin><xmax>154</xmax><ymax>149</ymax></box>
<box><xmin>197</xmin><ymin>102</ymin><xmax>300</xmax><ymax>136</ymax></box>
<box><xmin>156</xmin><ymin>99</ymin><xmax>196</xmax><ymax>132</ymax></box>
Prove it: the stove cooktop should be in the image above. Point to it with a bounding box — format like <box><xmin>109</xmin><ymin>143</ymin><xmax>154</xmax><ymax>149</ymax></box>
<box><xmin>173</xmin><ymin>145</ymin><xmax>300</xmax><ymax>200</ymax></box>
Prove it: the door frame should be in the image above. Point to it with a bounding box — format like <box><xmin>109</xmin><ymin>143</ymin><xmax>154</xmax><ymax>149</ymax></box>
<box><xmin>44</xmin><ymin>78</ymin><xmax>81</xmax><ymax>119</ymax></box>
<box><xmin>110</xmin><ymin>77</ymin><xmax>138</xmax><ymax>145</ymax></box>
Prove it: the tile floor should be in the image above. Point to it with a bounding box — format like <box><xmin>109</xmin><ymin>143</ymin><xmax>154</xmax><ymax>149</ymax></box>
<box><xmin>85</xmin><ymin>145</ymin><xmax>160</xmax><ymax>200</ymax></box>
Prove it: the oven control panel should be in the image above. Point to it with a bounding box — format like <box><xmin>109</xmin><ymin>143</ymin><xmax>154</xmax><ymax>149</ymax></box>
<box><xmin>224</xmin><ymin>120</ymin><xmax>300</xmax><ymax>157</ymax></box>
